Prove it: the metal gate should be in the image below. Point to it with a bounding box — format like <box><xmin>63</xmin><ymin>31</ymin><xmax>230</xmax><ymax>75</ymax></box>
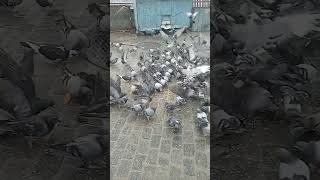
<box><xmin>193</xmin><ymin>0</ymin><xmax>210</xmax><ymax>8</ymax></box>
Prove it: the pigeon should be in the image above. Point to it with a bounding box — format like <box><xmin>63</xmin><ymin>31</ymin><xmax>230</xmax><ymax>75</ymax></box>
<box><xmin>154</xmin><ymin>82</ymin><xmax>163</xmax><ymax>91</ymax></box>
<box><xmin>176</xmin><ymin>96</ymin><xmax>186</xmax><ymax>105</ymax></box>
<box><xmin>0</xmin><ymin>48</ymin><xmax>54</xmax><ymax>115</ymax></box>
<box><xmin>35</xmin><ymin>0</ymin><xmax>54</xmax><ymax>7</ymax></box>
<box><xmin>131</xmin><ymin>104</ymin><xmax>145</xmax><ymax>116</ymax></box>
<box><xmin>165</xmin><ymin>102</ymin><xmax>177</xmax><ymax>112</ymax></box>
<box><xmin>66</xmin><ymin>134</ymin><xmax>106</xmax><ymax>164</ymax></box>
<box><xmin>212</xmin><ymin>109</ymin><xmax>241</xmax><ymax>132</ymax></box>
<box><xmin>20</xmin><ymin>41</ymin><xmax>78</xmax><ymax>64</ymax></box>
<box><xmin>87</xmin><ymin>3</ymin><xmax>108</xmax><ymax>32</ymax></box>
<box><xmin>197</xmin><ymin>111</ymin><xmax>209</xmax><ymax>129</ymax></box>
<box><xmin>61</xmin><ymin>68</ymin><xmax>93</xmax><ymax>105</ymax></box>
<box><xmin>276</xmin><ymin>148</ymin><xmax>310</xmax><ymax>180</ymax></box>
<box><xmin>167</xmin><ymin>116</ymin><xmax>181</xmax><ymax>133</ymax></box>
<box><xmin>117</xmin><ymin>74</ymin><xmax>131</xmax><ymax>81</ymax></box>
<box><xmin>55</xmin><ymin>14</ymin><xmax>90</xmax><ymax>53</ymax></box>
<box><xmin>294</xmin><ymin>141</ymin><xmax>320</xmax><ymax>169</ymax></box>
<box><xmin>19</xmin><ymin>46</ymin><xmax>35</xmax><ymax>77</ymax></box>
<box><xmin>143</xmin><ymin>107</ymin><xmax>156</xmax><ymax>121</ymax></box>
<box><xmin>110</xmin><ymin>57</ymin><xmax>118</xmax><ymax>64</ymax></box>
<box><xmin>186</xmin><ymin>11</ymin><xmax>199</xmax><ymax>20</ymax></box>
<box><xmin>0</xmin><ymin>0</ymin><xmax>23</xmax><ymax>8</ymax></box>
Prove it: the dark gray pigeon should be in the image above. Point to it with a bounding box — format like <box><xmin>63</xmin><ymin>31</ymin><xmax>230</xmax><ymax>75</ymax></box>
<box><xmin>66</xmin><ymin>134</ymin><xmax>106</xmax><ymax>164</ymax></box>
<box><xmin>167</xmin><ymin>116</ymin><xmax>181</xmax><ymax>133</ymax></box>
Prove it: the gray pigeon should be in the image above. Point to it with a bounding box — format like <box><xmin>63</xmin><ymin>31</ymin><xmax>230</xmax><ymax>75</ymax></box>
<box><xmin>167</xmin><ymin>116</ymin><xmax>181</xmax><ymax>133</ymax></box>
<box><xmin>66</xmin><ymin>134</ymin><xmax>106</xmax><ymax>164</ymax></box>
<box><xmin>131</xmin><ymin>104</ymin><xmax>145</xmax><ymax>116</ymax></box>
<box><xmin>143</xmin><ymin>107</ymin><xmax>157</xmax><ymax>121</ymax></box>
<box><xmin>276</xmin><ymin>148</ymin><xmax>310</xmax><ymax>180</ymax></box>
<box><xmin>294</xmin><ymin>141</ymin><xmax>320</xmax><ymax>169</ymax></box>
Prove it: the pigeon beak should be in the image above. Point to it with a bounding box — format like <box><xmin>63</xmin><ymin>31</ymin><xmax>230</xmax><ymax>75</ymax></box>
<box><xmin>64</xmin><ymin>92</ymin><xmax>72</xmax><ymax>104</ymax></box>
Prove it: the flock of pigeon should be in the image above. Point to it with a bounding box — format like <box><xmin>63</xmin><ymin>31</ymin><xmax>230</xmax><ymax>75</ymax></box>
<box><xmin>213</xmin><ymin>1</ymin><xmax>320</xmax><ymax>179</ymax></box>
<box><xmin>110</xmin><ymin>27</ymin><xmax>210</xmax><ymax>136</ymax></box>
<box><xmin>0</xmin><ymin>0</ymin><xmax>109</xmax><ymax>170</ymax></box>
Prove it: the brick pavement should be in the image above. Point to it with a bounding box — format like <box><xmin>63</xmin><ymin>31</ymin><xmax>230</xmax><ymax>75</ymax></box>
<box><xmin>110</xmin><ymin>32</ymin><xmax>210</xmax><ymax>180</ymax></box>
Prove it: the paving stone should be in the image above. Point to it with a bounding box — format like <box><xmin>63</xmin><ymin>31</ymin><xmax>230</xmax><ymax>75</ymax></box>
<box><xmin>150</xmin><ymin>135</ymin><xmax>161</xmax><ymax>148</ymax></box>
<box><xmin>154</xmin><ymin>169</ymin><xmax>169</xmax><ymax>180</ymax></box>
<box><xmin>129</xmin><ymin>171</ymin><xmax>142</xmax><ymax>180</ymax></box>
<box><xmin>134</xmin><ymin>125</ymin><xmax>143</xmax><ymax>131</ymax></box>
<box><xmin>183</xmin><ymin>131</ymin><xmax>194</xmax><ymax>144</ymax></box>
<box><xmin>172</xmin><ymin>135</ymin><xmax>182</xmax><ymax>149</ymax></box>
<box><xmin>142</xmin><ymin>127</ymin><xmax>152</xmax><ymax>139</ymax></box>
<box><xmin>111</xmin><ymin>165</ymin><xmax>117</xmax><ymax>179</ymax></box>
<box><xmin>142</xmin><ymin>166</ymin><xmax>157</xmax><ymax>180</ymax></box>
<box><xmin>124</xmin><ymin>144</ymin><xmax>138</xmax><ymax>159</ymax></box>
<box><xmin>116</xmin><ymin>135</ymin><xmax>129</xmax><ymax>149</ymax></box>
<box><xmin>194</xmin><ymin>138</ymin><xmax>206</xmax><ymax>150</ymax></box>
<box><xmin>183</xmin><ymin>144</ymin><xmax>195</xmax><ymax>157</ymax></box>
<box><xmin>110</xmin><ymin>129</ymin><xmax>121</xmax><ymax>141</ymax></box>
<box><xmin>129</xmin><ymin>132</ymin><xmax>140</xmax><ymax>145</ymax></box>
<box><xmin>160</xmin><ymin>139</ymin><xmax>171</xmax><ymax>154</ymax></box>
<box><xmin>162</xmin><ymin>127</ymin><xmax>174</xmax><ymax>139</ymax></box>
<box><xmin>169</xmin><ymin>166</ymin><xmax>182</xmax><ymax>180</ymax></box>
<box><xmin>121</xmin><ymin>124</ymin><xmax>133</xmax><ymax>135</ymax></box>
<box><xmin>195</xmin><ymin>152</ymin><xmax>208</xmax><ymax>168</ymax></box>
<box><xmin>137</xmin><ymin>139</ymin><xmax>150</xmax><ymax>154</ymax></box>
<box><xmin>152</xmin><ymin>124</ymin><xmax>162</xmax><ymax>135</ymax></box>
<box><xmin>171</xmin><ymin>149</ymin><xmax>183</xmax><ymax>165</ymax></box>
<box><xmin>132</xmin><ymin>154</ymin><xmax>147</xmax><ymax>171</ymax></box>
<box><xmin>111</xmin><ymin>149</ymin><xmax>122</xmax><ymax>166</ymax></box>
<box><xmin>146</xmin><ymin>149</ymin><xmax>159</xmax><ymax>165</ymax></box>
<box><xmin>116</xmin><ymin>159</ymin><xmax>132</xmax><ymax>177</ymax></box>
<box><xmin>183</xmin><ymin>159</ymin><xmax>195</xmax><ymax>176</ymax></box>
<box><xmin>114</xmin><ymin>120</ymin><xmax>125</xmax><ymax>131</ymax></box>
<box><xmin>196</xmin><ymin>170</ymin><xmax>209</xmax><ymax>180</ymax></box>
<box><xmin>158</xmin><ymin>155</ymin><xmax>170</xmax><ymax>167</ymax></box>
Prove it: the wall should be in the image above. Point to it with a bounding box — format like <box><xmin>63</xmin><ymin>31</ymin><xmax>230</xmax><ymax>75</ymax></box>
<box><xmin>192</xmin><ymin>7</ymin><xmax>210</xmax><ymax>32</ymax></box>
<box><xmin>135</xmin><ymin>0</ymin><xmax>192</xmax><ymax>32</ymax></box>
<box><xmin>110</xmin><ymin>5</ymin><xmax>135</xmax><ymax>31</ymax></box>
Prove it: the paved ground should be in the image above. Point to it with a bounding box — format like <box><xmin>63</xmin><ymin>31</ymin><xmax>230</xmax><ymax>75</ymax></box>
<box><xmin>110</xmin><ymin>32</ymin><xmax>210</xmax><ymax>180</ymax></box>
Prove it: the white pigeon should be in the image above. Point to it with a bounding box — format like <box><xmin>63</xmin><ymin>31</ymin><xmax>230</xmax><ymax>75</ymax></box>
<box><xmin>186</xmin><ymin>12</ymin><xmax>199</xmax><ymax>20</ymax></box>
<box><xmin>155</xmin><ymin>83</ymin><xmax>163</xmax><ymax>91</ymax></box>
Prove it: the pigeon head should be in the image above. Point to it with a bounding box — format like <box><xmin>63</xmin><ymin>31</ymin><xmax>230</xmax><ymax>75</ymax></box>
<box><xmin>293</xmin><ymin>141</ymin><xmax>311</xmax><ymax>156</ymax></box>
<box><xmin>276</xmin><ymin>148</ymin><xmax>297</xmax><ymax>163</ymax></box>
<box><xmin>87</xmin><ymin>3</ymin><xmax>106</xmax><ymax>20</ymax></box>
<box><xmin>68</xmin><ymin>50</ymin><xmax>79</xmax><ymax>58</ymax></box>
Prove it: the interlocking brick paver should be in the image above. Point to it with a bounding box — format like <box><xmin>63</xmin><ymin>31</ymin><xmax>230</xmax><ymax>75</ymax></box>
<box><xmin>169</xmin><ymin>166</ymin><xmax>182</xmax><ymax>180</ymax></box>
<box><xmin>172</xmin><ymin>135</ymin><xmax>183</xmax><ymax>149</ymax></box>
<box><xmin>183</xmin><ymin>159</ymin><xmax>196</xmax><ymax>176</ymax></box>
<box><xmin>132</xmin><ymin>154</ymin><xmax>147</xmax><ymax>171</ymax></box>
<box><xmin>137</xmin><ymin>139</ymin><xmax>150</xmax><ymax>154</ymax></box>
<box><xmin>110</xmin><ymin>32</ymin><xmax>210</xmax><ymax>180</ymax></box>
<box><xmin>116</xmin><ymin>159</ymin><xmax>132</xmax><ymax>178</ymax></box>
<box><xmin>195</xmin><ymin>152</ymin><xmax>208</xmax><ymax>169</ymax></box>
<box><xmin>142</xmin><ymin>127</ymin><xmax>152</xmax><ymax>139</ymax></box>
<box><xmin>142</xmin><ymin>166</ymin><xmax>157</xmax><ymax>180</ymax></box>
<box><xmin>146</xmin><ymin>149</ymin><xmax>159</xmax><ymax>165</ymax></box>
<box><xmin>183</xmin><ymin>144</ymin><xmax>195</xmax><ymax>157</ymax></box>
<box><xmin>124</xmin><ymin>144</ymin><xmax>138</xmax><ymax>159</ymax></box>
<box><xmin>150</xmin><ymin>135</ymin><xmax>161</xmax><ymax>148</ymax></box>
<box><xmin>129</xmin><ymin>171</ymin><xmax>142</xmax><ymax>180</ymax></box>
<box><xmin>171</xmin><ymin>149</ymin><xmax>183</xmax><ymax>165</ymax></box>
<box><xmin>160</xmin><ymin>139</ymin><xmax>171</xmax><ymax>154</ymax></box>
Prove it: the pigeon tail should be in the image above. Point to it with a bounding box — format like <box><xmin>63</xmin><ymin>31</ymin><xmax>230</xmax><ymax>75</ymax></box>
<box><xmin>30</xmin><ymin>98</ymin><xmax>55</xmax><ymax>115</ymax></box>
<box><xmin>20</xmin><ymin>41</ymin><xmax>41</xmax><ymax>54</ymax></box>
